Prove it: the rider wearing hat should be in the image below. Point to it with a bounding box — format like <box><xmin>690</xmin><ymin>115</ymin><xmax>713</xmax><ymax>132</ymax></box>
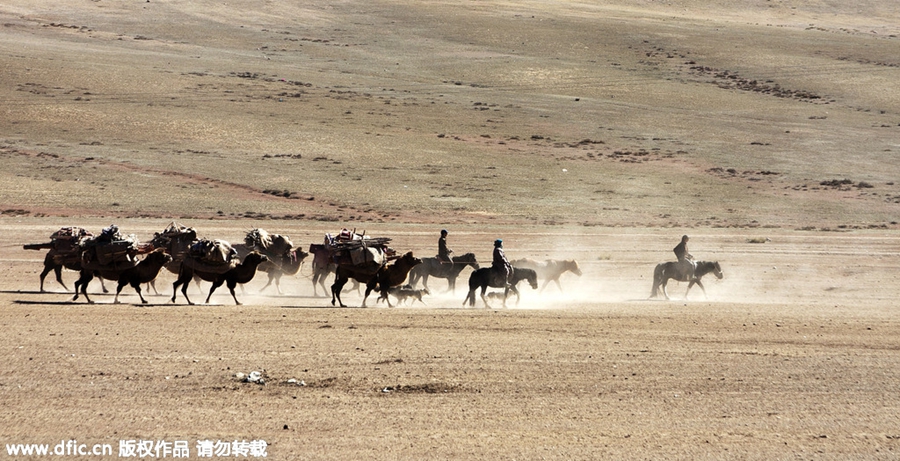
<box><xmin>437</xmin><ymin>229</ymin><xmax>452</xmax><ymax>264</ymax></box>
<box><xmin>492</xmin><ymin>239</ymin><xmax>512</xmax><ymax>285</ymax></box>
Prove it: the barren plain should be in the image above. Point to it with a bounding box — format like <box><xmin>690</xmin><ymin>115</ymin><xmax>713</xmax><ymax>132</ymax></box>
<box><xmin>1</xmin><ymin>0</ymin><xmax>899</xmax><ymax>459</ymax></box>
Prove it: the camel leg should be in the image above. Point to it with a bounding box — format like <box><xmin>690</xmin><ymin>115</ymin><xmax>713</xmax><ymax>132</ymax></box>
<box><xmin>41</xmin><ymin>264</ymin><xmax>67</xmax><ymax>292</ymax></box>
<box><xmin>128</xmin><ymin>280</ymin><xmax>148</xmax><ymax>304</ymax></box>
<box><xmin>181</xmin><ymin>281</ymin><xmax>194</xmax><ymax>305</ymax></box>
<box><xmin>114</xmin><ymin>280</ymin><xmax>126</xmax><ymax>304</ymax></box>
<box><xmin>206</xmin><ymin>280</ymin><xmax>225</xmax><ymax>304</ymax></box>
<box><xmin>74</xmin><ymin>272</ymin><xmax>94</xmax><ymax>304</ymax></box>
<box><xmin>331</xmin><ymin>276</ymin><xmax>348</xmax><ymax>307</ymax></box>
<box><xmin>227</xmin><ymin>281</ymin><xmax>242</xmax><ymax>305</ymax></box>
<box><xmin>362</xmin><ymin>281</ymin><xmax>377</xmax><ymax>308</ymax></box>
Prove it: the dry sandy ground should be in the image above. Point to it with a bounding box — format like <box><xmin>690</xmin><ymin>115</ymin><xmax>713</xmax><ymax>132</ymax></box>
<box><xmin>2</xmin><ymin>219</ymin><xmax>900</xmax><ymax>459</ymax></box>
<box><xmin>1</xmin><ymin>0</ymin><xmax>900</xmax><ymax>459</ymax></box>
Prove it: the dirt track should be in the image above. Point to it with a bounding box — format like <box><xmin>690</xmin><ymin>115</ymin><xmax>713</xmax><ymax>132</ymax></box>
<box><xmin>2</xmin><ymin>220</ymin><xmax>899</xmax><ymax>459</ymax></box>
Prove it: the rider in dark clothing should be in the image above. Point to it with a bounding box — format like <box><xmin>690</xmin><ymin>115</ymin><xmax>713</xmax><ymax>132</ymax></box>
<box><xmin>674</xmin><ymin>235</ymin><xmax>696</xmax><ymax>277</ymax></box>
<box><xmin>492</xmin><ymin>239</ymin><xmax>512</xmax><ymax>285</ymax></box>
<box><xmin>438</xmin><ymin>229</ymin><xmax>452</xmax><ymax>263</ymax></box>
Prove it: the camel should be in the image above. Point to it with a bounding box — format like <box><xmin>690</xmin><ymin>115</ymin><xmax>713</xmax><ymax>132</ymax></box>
<box><xmin>31</xmin><ymin>247</ymin><xmax>109</xmax><ymax>294</ymax></box>
<box><xmin>331</xmin><ymin>251</ymin><xmax>422</xmax><ymax>308</ymax></box>
<box><xmin>171</xmin><ymin>252</ymin><xmax>269</xmax><ymax>305</ymax></box>
<box><xmin>72</xmin><ymin>250</ymin><xmax>173</xmax><ymax>304</ymax></box>
<box><xmin>234</xmin><ymin>243</ymin><xmax>309</xmax><ymax>295</ymax></box>
<box><xmin>146</xmin><ymin>223</ymin><xmax>200</xmax><ymax>295</ymax></box>
<box><xmin>309</xmin><ymin>243</ymin><xmax>359</xmax><ymax>297</ymax></box>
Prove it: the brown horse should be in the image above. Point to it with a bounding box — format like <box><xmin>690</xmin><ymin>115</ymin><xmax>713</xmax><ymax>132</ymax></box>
<box><xmin>650</xmin><ymin>260</ymin><xmax>723</xmax><ymax>300</ymax></box>
<box><xmin>510</xmin><ymin>258</ymin><xmax>582</xmax><ymax>293</ymax></box>
<box><xmin>72</xmin><ymin>250</ymin><xmax>173</xmax><ymax>304</ymax></box>
<box><xmin>331</xmin><ymin>251</ymin><xmax>422</xmax><ymax>308</ymax></box>
<box><xmin>171</xmin><ymin>252</ymin><xmax>269</xmax><ymax>305</ymax></box>
<box><xmin>407</xmin><ymin>253</ymin><xmax>479</xmax><ymax>294</ymax></box>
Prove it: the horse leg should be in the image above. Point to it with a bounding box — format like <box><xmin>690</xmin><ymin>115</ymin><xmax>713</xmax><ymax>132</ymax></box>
<box><xmin>480</xmin><ymin>285</ymin><xmax>491</xmax><ymax>309</ymax></box>
<box><xmin>661</xmin><ymin>278</ymin><xmax>670</xmax><ymax>300</ymax></box>
<box><xmin>686</xmin><ymin>279</ymin><xmax>707</xmax><ymax>300</ymax></box>
<box><xmin>511</xmin><ymin>285</ymin><xmax>521</xmax><ymax>306</ymax></box>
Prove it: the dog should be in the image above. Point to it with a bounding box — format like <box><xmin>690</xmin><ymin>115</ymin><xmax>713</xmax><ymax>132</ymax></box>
<box><xmin>384</xmin><ymin>285</ymin><xmax>430</xmax><ymax>305</ymax></box>
<box><xmin>486</xmin><ymin>291</ymin><xmax>508</xmax><ymax>300</ymax></box>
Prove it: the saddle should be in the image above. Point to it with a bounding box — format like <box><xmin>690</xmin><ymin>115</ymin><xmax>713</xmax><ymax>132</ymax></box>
<box><xmin>489</xmin><ymin>266</ymin><xmax>510</xmax><ymax>287</ymax></box>
<box><xmin>675</xmin><ymin>259</ymin><xmax>697</xmax><ymax>280</ymax></box>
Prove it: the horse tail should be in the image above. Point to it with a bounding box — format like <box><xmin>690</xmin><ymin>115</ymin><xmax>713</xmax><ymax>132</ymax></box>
<box><xmin>650</xmin><ymin>263</ymin><xmax>663</xmax><ymax>298</ymax></box>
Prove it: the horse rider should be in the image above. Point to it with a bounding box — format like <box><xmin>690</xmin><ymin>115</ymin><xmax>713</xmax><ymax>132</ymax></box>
<box><xmin>674</xmin><ymin>234</ymin><xmax>696</xmax><ymax>278</ymax></box>
<box><xmin>492</xmin><ymin>239</ymin><xmax>512</xmax><ymax>286</ymax></box>
<box><xmin>437</xmin><ymin>229</ymin><xmax>453</xmax><ymax>264</ymax></box>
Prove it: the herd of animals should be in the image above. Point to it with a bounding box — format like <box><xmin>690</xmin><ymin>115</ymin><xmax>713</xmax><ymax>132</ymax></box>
<box><xmin>23</xmin><ymin>223</ymin><xmax>723</xmax><ymax>307</ymax></box>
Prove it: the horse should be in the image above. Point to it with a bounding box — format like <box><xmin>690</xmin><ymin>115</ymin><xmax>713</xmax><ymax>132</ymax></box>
<box><xmin>331</xmin><ymin>251</ymin><xmax>422</xmax><ymax>308</ymax></box>
<box><xmin>407</xmin><ymin>253</ymin><xmax>479</xmax><ymax>293</ymax></box>
<box><xmin>72</xmin><ymin>250</ymin><xmax>173</xmax><ymax>304</ymax></box>
<box><xmin>650</xmin><ymin>260</ymin><xmax>723</xmax><ymax>300</ymax></box>
<box><xmin>510</xmin><ymin>258</ymin><xmax>582</xmax><ymax>293</ymax></box>
<box><xmin>463</xmin><ymin>266</ymin><xmax>538</xmax><ymax>308</ymax></box>
<box><xmin>171</xmin><ymin>252</ymin><xmax>269</xmax><ymax>305</ymax></box>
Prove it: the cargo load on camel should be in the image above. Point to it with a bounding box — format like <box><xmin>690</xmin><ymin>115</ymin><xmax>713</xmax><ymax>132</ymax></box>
<box><xmin>23</xmin><ymin>226</ymin><xmax>94</xmax><ymax>266</ymax></box>
<box><xmin>151</xmin><ymin>222</ymin><xmax>197</xmax><ymax>260</ymax></box>
<box><xmin>323</xmin><ymin>228</ymin><xmax>396</xmax><ymax>268</ymax></box>
<box><xmin>245</xmin><ymin>228</ymin><xmax>293</xmax><ymax>256</ymax></box>
<box><xmin>80</xmin><ymin>225</ymin><xmax>145</xmax><ymax>271</ymax></box>
<box><xmin>183</xmin><ymin>238</ymin><xmax>238</xmax><ymax>274</ymax></box>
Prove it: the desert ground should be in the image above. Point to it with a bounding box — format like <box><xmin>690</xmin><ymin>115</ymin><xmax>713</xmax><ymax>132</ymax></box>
<box><xmin>1</xmin><ymin>0</ymin><xmax>899</xmax><ymax>459</ymax></box>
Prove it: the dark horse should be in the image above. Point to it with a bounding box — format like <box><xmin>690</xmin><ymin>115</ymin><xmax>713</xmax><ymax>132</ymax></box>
<box><xmin>650</xmin><ymin>260</ymin><xmax>723</xmax><ymax>300</ymax></box>
<box><xmin>407</xmin><ymin>253</ymin><xmax>479</xmax><ymax>293</ymax></box>
<box><xmin>331</xmin><ymin>251</ymin><xmax>422</xmax><ymax>308</ymax></box>
<box><xmin>463</xmin><ymin>266</ymin><xmax>538</xmax><ymax>308</ymax></box>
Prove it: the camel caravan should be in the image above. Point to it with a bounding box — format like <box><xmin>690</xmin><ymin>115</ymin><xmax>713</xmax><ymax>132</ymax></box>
<box><xmin>23</xmin><ymin>223</ymin><xmax>717</xmax><ymax>306</ymax></box>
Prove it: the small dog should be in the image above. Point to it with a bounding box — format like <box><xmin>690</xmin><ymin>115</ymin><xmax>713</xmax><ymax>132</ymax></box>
<box><xmin>486</xmin><ymin>291</ymin><xmax>508</xmax><ymax>300</ymax></box>
<box><xmin>387</xmin><ymin>285</ymin><xmax>430</xmax><ymax>305</ymax></box>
